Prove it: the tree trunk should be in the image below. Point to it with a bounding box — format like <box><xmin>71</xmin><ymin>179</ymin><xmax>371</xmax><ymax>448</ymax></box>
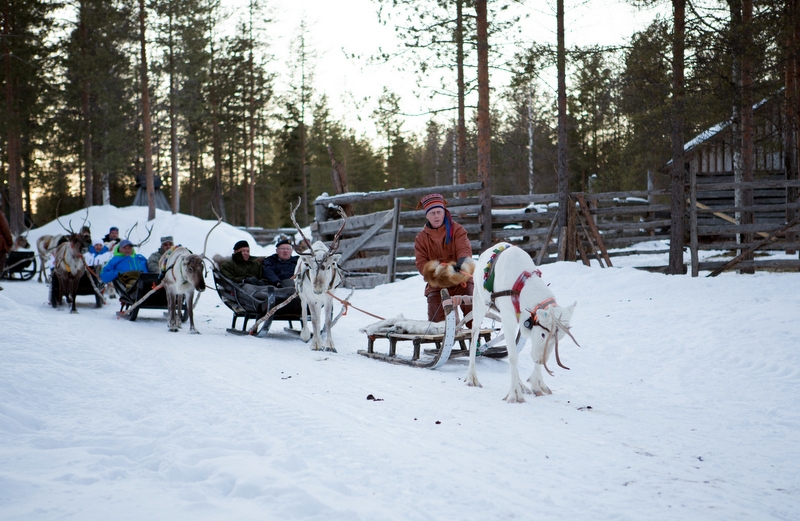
<box><xmin>476</xmin><ymin>0</ymin><xmax>492</xmax><ymax>250</ymax></box>
<box><xmin>527</xmin><ymin>87</ymin><xmax>534</xmax><ymax>194</ymax></box>
<box><xmin>138</xmin><ymin>0</ymin><xmax>155</xmax><ymax>221</ymax></box>
<box><xmin>456</xmin><ymin>0</ymin><xmax>467</xmax><ymax>193</ymax></box>
<box><xmin>740</xmin><ymin>0</ymin><xmax>755</xmax><ymax>273</ymax></box>
<box><xmin>556</xmin><ymin>0</ymin><xmax>572</xmax><ymax>260</ymax></box>
<box><xmin>787</xmin><ymin>0</ymin><xmax>800</xmax><ymax>254</ymax></box>
<box><xmin>668</xmin><ymin>0</ymin><xmax>686</xmax><ymax>275</ymax></box>
<box><xmin>168</xmin><ymin>10</ymin><xmax>179</xmax><ymax>214</ymax></box>
<box><xmin>3</xmin><ymin>1</ymin><xmax>22</xmax><ymax>234</ymax></box>
<box><xmin>246</xmin><ymin>2</ymin><xmax>256</xmax><ymax>228</ymax></box>
<box><xmin>80</xmin><ymin>16</ymin><xmax>93</xmax><ymax>207</ymax></box>
<box><xmin>327</xmin><ymin>145</ymin><xmax>354</xmax><ymax>217</ymax></box>
<box><xmin>210</xmin><ymin>34</ymin><xmax>226</xmax><ymax>221</ymax></box>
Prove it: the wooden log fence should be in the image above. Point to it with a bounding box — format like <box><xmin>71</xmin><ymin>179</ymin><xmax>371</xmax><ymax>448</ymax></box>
<box><xmin>306</xmin><ymin>177</ymin><xmax>799</xmax><ymax>288</ymax></box>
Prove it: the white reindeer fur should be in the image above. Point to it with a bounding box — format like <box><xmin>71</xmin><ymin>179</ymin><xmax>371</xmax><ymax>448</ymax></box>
<box><xmin>161</xmin><ymin>246</ymin><xmax>205</xmax><ymax>333</ymax></box>
<box><xmin>295</xmin><ymin>240</ymin><xmax>343</xmax><ymax>352</ymax></box>
<box><xmin>465</xmin><ymin>243</ymin><xmax>576</xmax><ymax>402</ymax></box>
<box><xmin>36</xmin><ymin>234</ymin><xmax>63</xmax><ymax>283</ymax></box>
<box><xmin>360</xmin><ymin>315</ymin><xmax>446</xmax><ymax>336</ymax></box>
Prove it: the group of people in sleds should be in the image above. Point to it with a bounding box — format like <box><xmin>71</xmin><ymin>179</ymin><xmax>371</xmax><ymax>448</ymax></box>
<box><xmin>216</xmin><ymin>236</ymin><xmax>302</xmax><ymax>316</ymax></box>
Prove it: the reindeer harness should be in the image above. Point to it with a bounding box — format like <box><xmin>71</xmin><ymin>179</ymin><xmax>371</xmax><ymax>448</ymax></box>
<box><xmin>483</xmin><ymin>245</ymin><xmax>552</xmax><ymax>326</ymax></box>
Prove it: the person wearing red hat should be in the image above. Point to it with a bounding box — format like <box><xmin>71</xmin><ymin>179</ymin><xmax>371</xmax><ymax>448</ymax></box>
<box><xmin>414</xmin><ymin>193</ymin><xmax>476</xmax><ymax>324</ymax></box>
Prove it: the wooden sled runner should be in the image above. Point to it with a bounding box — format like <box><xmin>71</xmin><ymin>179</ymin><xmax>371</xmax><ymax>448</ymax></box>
<box><xmin>358</xmin><ymin>289</ymin><xmax>509</xmax><ymax>369</ymax></box>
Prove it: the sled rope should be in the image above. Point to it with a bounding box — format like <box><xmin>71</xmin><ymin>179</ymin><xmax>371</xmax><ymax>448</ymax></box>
<box><xmin>117</xmin><ymin>281</ymin><xmax>165</xmax><ymax>317</ymax></box>
<box><xmin>327</xmin><ymin>290</ymin><xmax>384</xmax><ymax>320</ymax></box>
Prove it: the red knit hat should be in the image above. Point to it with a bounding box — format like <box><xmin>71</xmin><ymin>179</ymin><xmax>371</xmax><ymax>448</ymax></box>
<box><xmin>418</xmin><ymin>193</ymin><xmax>447</xmax><ymax>214</ymax></box>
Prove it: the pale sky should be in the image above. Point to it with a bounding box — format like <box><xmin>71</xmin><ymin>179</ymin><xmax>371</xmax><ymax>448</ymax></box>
<box><xmin>225</xmin><ymin>0</ymin><xmax>666</xmax><ymax>141</ymax></box>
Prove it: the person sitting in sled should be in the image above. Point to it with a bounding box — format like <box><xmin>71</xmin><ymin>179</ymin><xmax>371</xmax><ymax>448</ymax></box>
<box><xmin>147</xmin><ymin>236</ymin><xmax>175</xmax><ymax>274</ymax></box>
<box><xmin>414</xmin><ymin>193</ymin><xmax>476</xmax><ymax>324</ymax></box>
<box><xmin>100</xmin><ymin>239</ymin><xmax>149</xmax><ymax>290</ymax></box>
<box><xmin>260</xmin><ymin>235</ymin><xmax>303</xmax><ymax>316</ymax></box>
<box><xmin>261</xmin><ymin>236</ymin><xmax>298</xmax><ymax>288</ymax></box>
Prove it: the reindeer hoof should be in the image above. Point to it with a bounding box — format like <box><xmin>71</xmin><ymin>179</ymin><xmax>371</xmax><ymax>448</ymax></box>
<box><xmin>169</xmin><ymin>327</ymin><xmax>179</xmax><ymax>332</ymax></box>
<box><xmin>324</xmin><ymin>347</ymin><xmax>337</xmax><ymax>353</ymax></box>
<box><xmin>190</xmin><ymin>330</ymin><xmax>201</xmax><ymax>335</ymax></box>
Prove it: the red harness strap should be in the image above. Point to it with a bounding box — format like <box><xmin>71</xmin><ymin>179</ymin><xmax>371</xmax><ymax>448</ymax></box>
<box><xmin>529</xmin><ymin>297</ymin><xmax>557</xmax><ymax>326</ymax></box>
<box><xmin>492</xmin><ymin>269</ymin><xmax>544</xmax><ymax>318</ymax></box>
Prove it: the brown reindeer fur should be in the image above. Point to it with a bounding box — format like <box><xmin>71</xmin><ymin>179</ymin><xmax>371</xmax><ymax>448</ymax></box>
<box><xmin>421</xmin><ymin>258</ymin><xmax>476</xmax><ymax>289</ymax></box>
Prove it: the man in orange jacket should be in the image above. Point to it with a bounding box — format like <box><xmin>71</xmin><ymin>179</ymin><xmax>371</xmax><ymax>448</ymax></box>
<box><xmin>414</xmin><ymin>193</ymin><xmax>476</xmax><ymax>323</ymax></box>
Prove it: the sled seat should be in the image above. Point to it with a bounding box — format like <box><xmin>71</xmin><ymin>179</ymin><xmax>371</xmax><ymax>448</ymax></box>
<box><xmin>358</xmin><ymin>290</ymin><xmax>504</xmax><ymax>368</ymax></box>
<box><xmin>212</xmin><ymin>269</ymin><xmax>302</xmax><ymax>335</ymax></box>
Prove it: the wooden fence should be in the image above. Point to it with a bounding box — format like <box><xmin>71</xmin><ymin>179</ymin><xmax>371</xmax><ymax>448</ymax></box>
<box><xmin>306</xmin><ymin>178</ymin><xmax>800</xmax><ymax>287</ymax></box>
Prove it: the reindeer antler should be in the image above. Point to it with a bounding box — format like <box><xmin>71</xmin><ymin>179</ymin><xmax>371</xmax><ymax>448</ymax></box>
<box><xmin>54</xmin><ymin>199</ymin><xmax>75</xmax><ymax>234</ymax></box>
<box><xmin>125</xmin><ymin>222</ymin><xmax>138</xmax><ymax>240</ymax></box>
<box><xmin>327</xmin><ymin>206</ymin><xmax>348</xmax><ymax>255</ymax></box>
<box><xmin>133</xmin><ymin>224</ymin><xmax>154</xmax><ymax>248</ymax></box>
<box><xmin>290</xmin><ymin>198</ymin><xmax>314</xmax><ymax>253</ymax></box>
<box><xmin>202</xmin><ymin>217</ymin><xmax>223</xmax><ymax>259</ymax></box>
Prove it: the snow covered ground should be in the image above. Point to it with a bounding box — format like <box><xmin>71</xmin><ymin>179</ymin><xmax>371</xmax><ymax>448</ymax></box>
<box><xmin>1</xmin><ymin>206</ymin><xmax>799</xmax><ymax>520</ymax></box>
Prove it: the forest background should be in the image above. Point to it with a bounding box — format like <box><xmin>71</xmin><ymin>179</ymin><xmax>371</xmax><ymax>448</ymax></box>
<box><xmin>1</xmin><ymin>0</ymin><xmax>796</xmax><ymax>230</ymax></box>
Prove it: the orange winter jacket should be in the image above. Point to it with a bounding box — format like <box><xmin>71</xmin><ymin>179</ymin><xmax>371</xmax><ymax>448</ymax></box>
<box><xmin>414</xmin><ymin>220</ymin><xmax>473</xmax><ymax>296</ymax></box>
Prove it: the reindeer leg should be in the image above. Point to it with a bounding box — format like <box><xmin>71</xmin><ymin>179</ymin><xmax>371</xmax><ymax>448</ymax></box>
<box><xmin>527</xmin><ymin>330</ymin><xmax>553</xmax><ymax>396</ymax></box>
<box><xmin>299</xmin><ymin>296</ymin><xmax>311</xmax><ymax>342</ymax></box>
<box><xmin>464</xmin><ymin>297</ymin><xmax>488</xmax><ymax>388</ymax></box>
<box><xmin>167</xmin><ymin>291</ymin><xmax>179</xmax><ymax>332</ymax></box>
<box><xmin>322</xmin><ymin>297</ymin><xmax>336</xmax><ymax>352</ymax></box>
<box><xmin>310</xmin><ymin>303</ymin><xmax>323</xmax><ymax>351</ymax></box>
<box><xmin>70</xmin><ymin>278</ymin><xmax>79</xmax><ymax>314</ymax></box>
<box><xmin>187</xmin><ymin>293</ymin><xmax>200</xmax><ymax>334</ymax></box>
<box><xmin>503</xmin><ymin>321</ymin><xmax>529</xmax><ymax>403</ymax></box>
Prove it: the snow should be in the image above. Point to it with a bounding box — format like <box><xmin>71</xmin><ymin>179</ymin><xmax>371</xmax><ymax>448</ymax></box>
<box><xmin>2</xmin><ymin>206</ymin><xmax>799</xmax><ymax>520</ymax></box>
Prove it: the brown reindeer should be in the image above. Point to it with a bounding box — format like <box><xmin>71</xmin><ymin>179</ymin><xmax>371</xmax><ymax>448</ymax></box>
<box><xmin>36</xmin><ymin>214</ymin><xmax>91</xmax><ymax>283</ymax></box>
<box><xmin>50</xmin><ymin>210</ymin><xmax>91</xmax><ymax>313</ymax></box>
<box><xmin>51</xmin><ymin>232</ymin><xmax>89</xmax><ymax>313</ymax></box>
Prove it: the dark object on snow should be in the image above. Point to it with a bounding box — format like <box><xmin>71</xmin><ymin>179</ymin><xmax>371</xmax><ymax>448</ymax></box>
<box><xmin>2</xmin><ymin>250</ymin><xmax>37</xmax><ymax>281</ymax></box>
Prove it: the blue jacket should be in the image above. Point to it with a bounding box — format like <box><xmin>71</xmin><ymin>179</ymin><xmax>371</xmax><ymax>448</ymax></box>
<box><xmin>101</xmin><ymin>253</ymin><xmax>149</xmax><ymax>283</ymax></box>
<box><xmin>261</xmin><ymin>254</ymin><xmax>298</xmax><ymax>285</ymax></box>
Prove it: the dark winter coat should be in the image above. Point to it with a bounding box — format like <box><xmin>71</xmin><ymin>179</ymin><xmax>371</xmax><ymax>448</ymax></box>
<box><xmin>261</xmin><ymin>254</ymin><xmax>298</xmax><ymax>286</ymax></box>
<box><xmin>220</xmin><ymin>252</ymin><xmax>264</xmax><ymax>283</ymax></box>
<box><xmin>0</xmin><ymin>212</ymin><xmax>12</xmax><ymax>254</ymax></box>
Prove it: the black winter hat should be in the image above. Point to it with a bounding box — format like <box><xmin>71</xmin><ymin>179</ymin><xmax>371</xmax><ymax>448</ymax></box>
<box><xmin>233</xmin><ymin>240</ymin><xmax>250</xmax><ymax>251</ymax></box>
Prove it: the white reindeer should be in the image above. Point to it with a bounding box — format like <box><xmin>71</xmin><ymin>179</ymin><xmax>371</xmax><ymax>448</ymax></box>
<box><xmin>466</xmin><ymin>243</ymin><xmax>578</xmax><ymax>402</ymax></box>
<box><xmin>291</xmin><ymin>200</ymin><xmax>347</xmax><ymax>352</ymax></box>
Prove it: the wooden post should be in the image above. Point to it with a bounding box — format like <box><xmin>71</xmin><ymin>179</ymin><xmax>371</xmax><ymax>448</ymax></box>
<box><xmin>647</xmin><ymin>170</ymin><xmax>655</xmax><ymax>236</ymax></box>
<box><xmin>387</xmin><ymin>198</ymin><xmax>401</xmax><ymax>283</ymax></box>
<box><xmin>690</xmin><ymin>163</ymin><xmax>699</xmax><ymax>277</ymax></box>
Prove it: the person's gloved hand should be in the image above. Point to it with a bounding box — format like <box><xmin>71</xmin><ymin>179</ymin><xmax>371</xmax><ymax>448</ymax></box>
<box><xmin>275</xmin><ymin>281</ymin><xmax>283</xmax><ymax>288</ymax></box>
<box><xmin>243</xmin><ymin>276</ymin><xmax>265</xmax><ymax>286</ymax></box>
<box><xmin>453</xmin><ymin>257</ymin><xmax>469</xmax><ymax>272</ymax></box>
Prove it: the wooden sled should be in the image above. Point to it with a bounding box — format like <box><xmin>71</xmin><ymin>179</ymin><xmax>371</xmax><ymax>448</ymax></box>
<box><xmin>357</xmin><ymin>289</ymin><xmax>508</xmax><ymax>369</ymax></box>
